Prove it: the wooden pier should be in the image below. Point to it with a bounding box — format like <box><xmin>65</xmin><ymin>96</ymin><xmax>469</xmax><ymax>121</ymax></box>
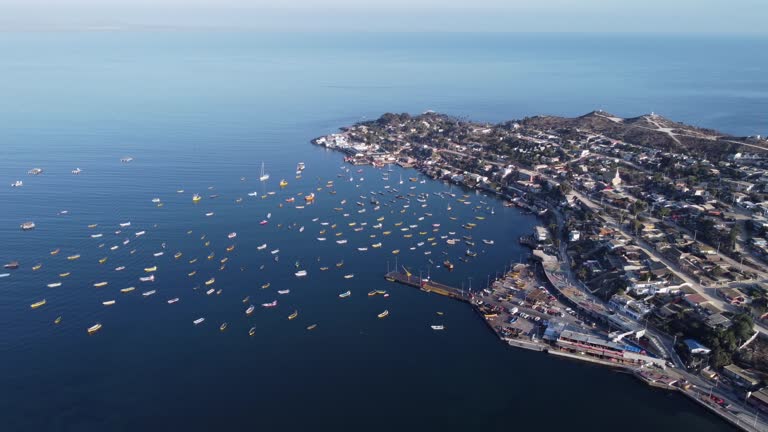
<box><xmin>384</xmin><ymin>271</ymin><xmax>471</xmax><ymax>302</ymax></box>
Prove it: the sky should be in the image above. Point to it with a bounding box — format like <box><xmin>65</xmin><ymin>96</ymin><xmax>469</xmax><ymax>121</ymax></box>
<box><xmin>2</xmin><ymin>0</ymin><xmax>766</xmax><ymax>33</ymax></box>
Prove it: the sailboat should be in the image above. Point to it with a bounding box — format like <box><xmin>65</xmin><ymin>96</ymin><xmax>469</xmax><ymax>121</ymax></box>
<box><xmin>259</xmin><ymin>162</ymin><xmax>270</xmax><ymax>182</ymax></box>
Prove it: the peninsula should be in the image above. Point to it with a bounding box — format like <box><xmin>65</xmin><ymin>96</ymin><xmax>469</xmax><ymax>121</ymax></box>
<box><xmin>313</xmin><ymin>111</ymin><xmax>768</xmax><ymax>431</ymax></box>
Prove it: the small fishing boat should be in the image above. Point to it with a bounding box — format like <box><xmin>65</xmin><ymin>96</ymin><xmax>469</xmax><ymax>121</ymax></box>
<box><xmin>193</xmin><ymin>317</ymin><xmax>205</xmax><ymax>325</ymax></box>
<box><xmin>378</xmin><ymin>310</ymin><xmax>389</xmax><ymax>319</ymax></box>
<box><xmin>87</xmin><ymin>323</ymin><xmax>102</xmax><ymax>334</ymax></box>
<box><xmin>93</xmin><ymin>281</ymin><xmax>108</xmax><ymax>288</ymax></box>
<box><xmin>54</xmin><ymin>316</ymin><xmax>62</xmax><ymax>324</ymax></box>
<box><xmin>51</xmin><ymin>248</ymin><xmax>61</xmax><ymax>255</ymax></box>
<box><xmin>262</xmin><ymin>300</ymin><xmax>278</xmax><ymax>308</ymax></box>
<box><xmin>144</xmin><ymin>266</ymin><xmax>157</xmax><ymax>272</ymax></box>
<box><xmin>174</xmin><ymin>252</ymin><xmax>182</xmax><ymax>259</ymax></box>
<box><xmin>246</xmin><ymin>305</ymin><xmax>255</xmax><ymax>315</ymax></box>
<box><xmin>343</xmin><ymin>274</ymin><xmax>354</xmax><ymax>279</ymax></box>
<box><xmin>220</xmin><ymin>322</ymin><xmax>228</xmax><ymax>331</ymax></box>
<box><xmin>205</xmin><ymin>278</ymin><xmax>215</xmax><ymax>286</ymax></box>
<box><xmin>139</xmin><ymin>275</ymin><xmax>155</xmax><ymax>282</ymax></box>
<box><xmin>206</xmin><ymin>288</ymin><xmax>215</xmax><ymax>295</ymax></box>
<box><xmin>295</xmin><ymin>270</ymin><xmax>307</xmax><ymax>277</ymax></box>
<box><xmin>227</xmin><ymin>232</ymin><xmax>237</xmax><ymax>239</ymax></box>
<box><xmin>119</xmin><ymin>222</ymin><xmax>131</xmax><ymax>227</ymax></box>
<box><xmin>31</xmin><ymin>264</ymin><xmax>42</xmax><ymax>271</ymax></box>
<box><xmin>257</xmin><ymin>243</ymin><xmax>267</xmax><ymax>250</ymax></box>
<box><xmin>277</xmin><ymin>289</ymin><xmax>290</xmax><ymax>295</ymax></box>
<box><xmin>368</xmin><ymin>290</ymin><xmax>377</xmax><ymax>297</ymax></box>
<box><xmin>103</xmin><ymin>300</ymin><xmax>116</xmax><ymax>306</ymax></box>
<box><xmin>30</xmin><ymin>299</ymin><xmax>46</xmax><ymax>309</ymax></box>
<box><xmin>249</xmin><ymin>327</ymin><xmax>256</xmax><ymax>336</ymax></box>
<box><xmin>121</xmin><ymin>287</ymin><xmax>135</xmax><ymax>293</ymax></box>
<box><xmin>339</xmin><ymin>291</ymin><xmax>351</xmax><ymax>298</ymax></box>
<box><xmin>288</xmin><ymin>310</ymin><xmax>298</xmax><ymax>320</ymax></box>
<box><xmin>20</xmin><ymin>221</ymin><xmax>36</xmax><ymax>231</ymax></box>
<box><xmin>306</xmin><ymin>324</ymin><xmax>317</xmax><ymax>331</ymax></box>
<box><xmin>192</xmin><ymin>193</ymin><xmax>202</xmax><ymax>202</ymax></box>
<box><xmin>142</xmin><ymin>290</ymin><xmax>156</xmax><ymax>297</ymax></box>
<box><xmin>167</xmin><ymin>298</ymin><xmax>179</xmax><ymax>304</ymax></box>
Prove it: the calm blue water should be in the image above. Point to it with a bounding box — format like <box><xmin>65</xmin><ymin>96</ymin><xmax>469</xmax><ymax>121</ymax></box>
<box><xmin>2</xmin><ymin>32</ymin><xmax>761</xmax><ymax>431</ymax></box>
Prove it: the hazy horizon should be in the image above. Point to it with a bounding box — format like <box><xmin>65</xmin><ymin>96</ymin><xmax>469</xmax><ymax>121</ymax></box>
<box><xmin>3</xmin><ymin>0</ymin><xmax>767</xmax><ymax>34</ymax></box>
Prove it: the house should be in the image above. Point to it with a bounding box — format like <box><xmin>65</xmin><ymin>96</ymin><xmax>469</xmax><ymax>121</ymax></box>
<box><xmin>717</xmin><ymin>287</ymin><xmax>749</xmax><ymax>305</ymax></box>
<box><xmin>683</xmin><ymin>339</ymin><xmax>711</xmax><ymax>355</ymax></box>
<box><xmin>722</xmin><ymin>364</ymin><xmax>761</xmax><ymax>389</ymax></box>
<box><xmin>684</xmin><ymin>293</ymin><xmax>710</xmax><ymax>308</ymax></box>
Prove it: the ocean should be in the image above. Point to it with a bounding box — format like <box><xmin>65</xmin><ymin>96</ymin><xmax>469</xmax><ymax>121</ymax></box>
<box><xmin>2</xmin><ymin>32</ymin><xmax>764</xmax><ymax>431</ymax></box>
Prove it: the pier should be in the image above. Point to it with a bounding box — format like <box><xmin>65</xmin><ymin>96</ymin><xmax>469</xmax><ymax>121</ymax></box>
<box><xmin>384</xmin><ymin>271</ymin><xmax>471</xmax><ymax>302</ymax></box>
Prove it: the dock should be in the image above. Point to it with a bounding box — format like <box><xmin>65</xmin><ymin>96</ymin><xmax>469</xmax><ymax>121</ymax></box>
<box><xmin>385</xmin><ymin>271</ymin><xmax>471</xmax><ymax>302</ymax></box>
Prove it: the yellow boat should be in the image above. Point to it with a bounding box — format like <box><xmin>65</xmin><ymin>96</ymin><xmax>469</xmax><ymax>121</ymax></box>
<box><xmin>54</xmin><ymin>316</ymin><xmax>62</xmax><ymax>324</ymax></box>
<box><xmin>419</xmin><ymin>231</ymin><xmax>427</xmax><ymax>235</ymax></box>
<box><xmin>204</xmin><ymin>241</ymin><xmax>211</xmax><ymax>247</ymax></box>
<box><xmin>288</xmin><ymin>310</ymin><xmax>298</xmax><ymax>320</ymax></box>
<box><xmin>30</xmin><ymin>299</ymin><xmax>46</xmax><ymax>309</ymax></box>
<box><xmin>94</xmin><ymin>282</ymin><xmax>108</xmax><ymax>288</ymax></box>
<box><xmin>98</xmin><ymin>257</ymin><xmax>108</xmax><ymax>264</ymax></box>
<box><xmin>279</xmin><ymin>179</ymin><xmax>288</xmax><ymax>187</ymax></box>
<box><xmin>391</xmin><ymin>249</ymin><xmax>400</xmax><ymax>255</ymax></box>
<box><xmin>188</xmin><ymin>271</ymin><xmax>197</xmax><ymax>277</ymax></box>
<box><xmin>32</xmin><ymin>264</ymin><xmax>42</xmax><ymax>271</ymax></box>
<box><xmin>51</xmin><ymin>248</ymin><xmax>60</xmax><ymax>255</ymax></box>
<box><xmin>192</xmin><ymin>194</ymin><xmax>202</xmax><ymax>202</ymax></box>
<box><xmin>67</xmin><ymin>254</ymin><xmax>80</xmax><ymax>261</ymax></box>
<box><xmin>261</xmin><ymin>283</ymin><xmax>270</xmax><ymax>289</ymax></box>
<box><xmin>59</xmin><ymin>272</ymin><xmax>70</xmax><ymax>277</ymax></box>
<box><xmin>331</xmin><ymin>224</ymin><xmax>337</xmax><ymax>229</ymax></box>
<box><xmin>121</xmin><ymin>287</ymin><xmax>135</xmax><ymax>293</ymax></box>
<box><xmin>87</xmin><ymin>323</ymin><xmax>102</xmax><ymax>334</ymax></box>
<box><xmin>205</xmin><ymin>278</ymin><xmax>215</xmax><ymax>286</ymax></box>
<box><xmin>87</xmin><ymin>224</ymin><xmax>98</xmax><ymax>228</ymax></box>
<box><xmin>335</xmin><ymin>232</ymin><xmax>343</xmax><ymax>237</ymax></box>
<box><xmin>144</xmin><ymin>266</ymin><xmax>157</xmax><ymax>272</ymax></box>
<box><xmin>226</xmin><ymin>245</ymin><xmax>235</xmax><ymax>252</ymax></box>
<box><xmin>475</xmin><ymin>216</ymin><xmax>485</xmax><ymax>220</ymax></box>
<box><xmin>383</xmin><ymin>231</ymin><xmax>391</xmax><ymax>236</ymax></box>
<box><xmin>207</xmin><ymin>253</ymin><xmax>215</xmax><ymax>260</ymax></box>
<box><xmin>377</xmin><ymin>217</ymin><xmax>385</xmax><ymax>222</ymax></box>
<box><xmin>378</xmin><ymin>310</ymin><xmax>390</xmax><ymax>318</ymax></box>
<box><xmin>368</xmin><ymin>290</ymin><xmax>377</xmax><ymax>296</ymax></box>
<box><xmin>348</xmin><ymin>222</ymin><xmax>357</xmax><ymax>227</ymax></box>
<box><xmin>394</xmin><ymin>222</ymin><xmax>403</xmax><ymax>226</ymax></box>
<box><xmin>403</xmin><ymin>234</ymin><xmax>412</xmax><ymax>238</ymax></box>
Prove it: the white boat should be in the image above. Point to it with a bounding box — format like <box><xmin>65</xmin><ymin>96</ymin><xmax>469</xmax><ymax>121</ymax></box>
<box><xmin>277</xmin><ymin>289</ymin><xmax>290</xmax><ymax>295</ymax></box>
<box><xmin>205</xmin><ymin>212</ymin><xmax>214</xmax><ymax>217</ymax></box>
<box><xmin>87</xmin><ymin>323</ymin><xmax>102</xmax><ymax>334</ymax></box>
<box><xmin>135</xmin><ymin>230</ymin><xmax>146</xmax><ymax>237</ymax></box>
<box><xmin>193</xmin><ymin>317</ymin><xmax>205</xmax><ymax>325</ymax></box>
<box><xmin>227</xmin><ymin>232</ymin><xmax>237</xmax><ymax>239</ymax></box>
<box><xmin>72</xmin><ymin>168</ymin><xmax>82</xmax><ymax>174</ymax></box>
<box><xmin>271</xmin><ymin>249</ymin><xmax>280</xmax><ymax>255</ymax></box>
<box><xmin>262</xmin><ymin>300</ymin><xmax>278</xmax><ymax>308</ymax></box>
<box><xmin>11</xmin><ymin>180</ymin><xmax>23</xmax><ymax>187</ymax></box>
<box><xmin>295</xmin><ymin>270</ymin><xmax>307</xmax><ymax>277</ymax></box>
<box><xmin>47</xmin><ymin>282</ymin><xmax>62</xmax><ymax>288</ymax></box>
<box><xmin>339</xmin><ymin>291</ymin><xmax>351</xmax><ymax>298</ymax></box>
<box><xmin>431</xmin><ymin>325</ymin><xmax>445</xmax><ymax>330</ymax></box>
<box><xmin>259</xmin><ymin>162</ymin><xmax>270</xmax><ymax>182</ymax></box>
<box><xmin>257</xmin><ymin>243</ymin><xmax>268</xmax><ymax>250</ymax></box>
<box><xmin>167</xmin><ymin>298</ymin><xmax>179</xmax><ymax>304</ymax></box>
<box><xmin>110</xmin><ymin>246</ymin><xmax>119</xmax><ymax>251</ymax></box>
<box><xmin>142</xmin><ymin>290</ymin><xmax>156</xmax><ymax>297</ymax></box>
<box><xmin>299</xmin><ymin>226</ymin><xmax>304</xmax><ymax>232</ymax></box>
<box><xmin>153</xmin><ymin>252</ymin><xmax>164</xmax><ymax>257</ymax></box>
<box><xmin>151</xmin><ymin>198</ymin><xmax>161</xmax><ymax>203</ymax></box>
<box><xmin>206</xmin><ymin>288</ymin><xmax>215</xmax><ymax>295</ymax></box>
<box><xmin>139</xmin><ymin>275</ymin><xmax>155</xmax><ymax>282</ymax></box>
<box><xmin>357</xmin><ymin>247</ymin><xmax>368</xmax><ymax>251</ymax></box>
<box><xmin>0</xmin><ymin>273</ymin><xmax>10</xmax><ymax>278</ymax></box>
<box><xmin>317</xmin><ymin>237</ymin><xmax>326</xmax><ymax>241</ymax></box>
<box><xmin>336</xmin><ymin>239</ymin><xmax>347</xmax><ymax>244</ymax></box>
<box><xmin>91</xmin><ymin>234</ymin><xmax>103</xmax><ymax>238</ymax></box>
<box><xmin>246</xmin><ymin>305</ymin><xmax>255</xmax><ymax>315</ymax></box>
<box><xmin>115</xmin><ymin>266</ymin><xmax>125</xmax><ymax>271</ymax></box>
<box><xmin>343</xmin><ymin>274</ymin><xmax>354</xmax><ymax>279</ymax></box>
<box><xmin>103</xmin><ymin>300</ymin><xmax>116</xmax><ymax>306</ymax></box>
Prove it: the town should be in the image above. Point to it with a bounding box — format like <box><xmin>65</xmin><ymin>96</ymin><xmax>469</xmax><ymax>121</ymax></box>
<box><xmin>314</xmin><ymin>110</ymin><xmax>768</xmax><ymax>431</ymax></box>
